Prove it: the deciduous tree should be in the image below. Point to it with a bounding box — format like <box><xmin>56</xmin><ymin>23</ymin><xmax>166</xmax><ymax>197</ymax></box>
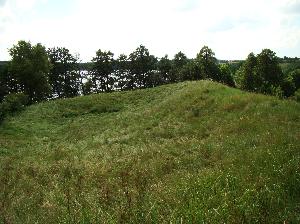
<box><xmin>115</xmin><ymin>54</ymin><xmax>130</xmax><ymax>90</ymax></box>
<box><xmin>219</xmin><ymin>64</ymin><xmax>235</xmax><ymax>87</ymax></box>
<box><xmin>92</xmin><ymin>50</ymin><xmax>115</xmax><ymax>92</ymax></box>
<box><xmin>196</xmin><ymin>46</ymin><xmax>219</xmax><ymax>81</ymax></box>
<box><xmin>236</xmin><ymin>53</ymin><xmax>258</xmax><ymax>91</ymax></box>
<box><xmin>157</xmin><ymin>55</ymin><xmax>172</xmax><ymax>84</ymax></box>
<box><xmin>172</xmin><ymin>51</ymin><xmax>189</xmax><ymax>82</ymax></box>
<box><xmin>255</xmin><ymin>49</ymin><xmax>283</xmax><ymax>94</ymax></box>
<box><xmin>128</xmin><ymin>45</ymin><xmax>157</xmax><ymax>89</ymax></box>
<box><xmin>9</xmin><ymin>41</ymin><xmax>51</xmax><ymax>102</ymax></box>
<box><xmin>48</xmin><ymin>47</ymin><xmax>81</xmax><ymax>98</ymax></box>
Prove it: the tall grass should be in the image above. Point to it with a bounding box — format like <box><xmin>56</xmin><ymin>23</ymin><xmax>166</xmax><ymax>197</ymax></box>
<box><xmin>0</xmin><ymin>80</ymin><xmax>299</xmax><ymax>223</ymax></box>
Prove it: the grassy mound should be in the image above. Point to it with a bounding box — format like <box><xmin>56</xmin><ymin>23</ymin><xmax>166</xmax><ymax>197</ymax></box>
<box><xmin>0</xmin><ymin>81</ymin><xmax>300</xmax><ymax>223</ymax></box>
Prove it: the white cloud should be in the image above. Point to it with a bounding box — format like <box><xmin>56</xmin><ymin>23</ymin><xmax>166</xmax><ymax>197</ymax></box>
<box><xmin>282</xmin><ymin>0</ymin><xmax>300</xmax><ymax>14</ymax></box>
<box><xmin>0</xmin><ymin>0</ymin><xmax>299</xmax><ymax>61</ymax></box>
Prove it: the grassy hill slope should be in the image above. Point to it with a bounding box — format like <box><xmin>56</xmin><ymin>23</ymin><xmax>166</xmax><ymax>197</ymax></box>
<box><xmin>0</xmin><ymin>81</ymin><xmax>300</xmax><ymax>223</ymax></box>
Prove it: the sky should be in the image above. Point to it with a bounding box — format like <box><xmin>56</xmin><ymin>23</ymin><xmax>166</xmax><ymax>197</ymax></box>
<box><xmin>0</xmin><ymin>0</ymin><xmax>300</xmax><ymax>61</ymax></box>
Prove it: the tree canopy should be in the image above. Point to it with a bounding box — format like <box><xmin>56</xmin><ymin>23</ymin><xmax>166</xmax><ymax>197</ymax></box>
<box><xmin>8</xmin><ymin>41</ymin><xmax>51</xmax><ymax>102</ymax></box>
<box><xmin>92</xmin><ymin>50</ymin><xmax>115</xmax><ymax>92</ymax></box>
<box><xmin>1</xmin><ymin>40</ymin><xmax>299</xmax><ymax>108</ymax></box>
<box><xmin>196</xmin><ymin>46</ymin><xmax>219</xmax><ymax>81</ymax></box>
<box><xmin>237</xmin><ymin>49</ymin><xmax>288</xmax><ymax>96</ymax></box>
<box><xmin>48</xmin><ymin>47</ymin><xmax>81</xmax><ymax>98</ymax></box>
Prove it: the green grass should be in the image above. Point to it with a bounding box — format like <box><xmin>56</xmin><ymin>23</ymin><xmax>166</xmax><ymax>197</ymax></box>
<box><xmin>0</xmin><ymin>80</ymin><xmax>300</xmax><ymax>223</ymax></box>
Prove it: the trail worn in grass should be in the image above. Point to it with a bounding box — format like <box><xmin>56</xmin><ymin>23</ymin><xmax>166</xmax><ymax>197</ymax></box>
<box><xmin>0</xmin><ymin>81</ymin><xmax>300</xmax><ymax>223</ymax></box>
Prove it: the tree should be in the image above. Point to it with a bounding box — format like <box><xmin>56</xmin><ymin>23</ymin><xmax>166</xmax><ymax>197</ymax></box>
<box><xmin>255</xmin><ymin>49</ymin><xmax>284</xmax><ymax>94</ymax></box>
<box><xmin>8</xmin><ymin>41</ymin><xmax>51</xmax><ymax>102</ymax></box>
<box><xmin>235</xmin><ymin>53</ymin><xmax>258</xmax><ymax>91</ymax></box>
<box><xmin>281</xmin><ymin>75</ymin><xmax>296</xmax><ymax>97</ymax></box>
<box><xmin>289</xmin><ymin>69</ymin><xmax>300</xmax><ymax>90</ymax></box>
<box><xmin>48</xmin><ymin>47</ymin><xmax>81</xmax><ymax>98</ymax></box>
<box><xmin>281</xmin><ymin>69</ymin><xmax>300</xmax><ymax>97</ymax></box>
<box><xmin>115</xmin><ymin>54</ymin><xmax>130</xmax><ymax>90</ymax></box>
<box><xmin>0</xmin><ymin>63</ymin><xmax>9</xmax><ymax>102</ymax></box>
<box><xmin>236</xmin><ymin>49</ymin><xmax>285</xmax><ymax>96</ymax></box>
<box><xmin>179</xmin><ymin>60</ymin><xmax>199</xmax><ymax>81</ymax></box>
<box><xmin>92</xmin><ymin>50</ymin><xmax>115</xmax><ymax>92</ymax></box>
<box><xmin>157</xmin><ymin>55</ymin><xmax>172</xmax><ymax>84</ymax></box>
<box><xmin>196</xmin><ymin>46</ymin><xmax>219</xmax><ymax>81</ymax></box>
<box><xmin>82</xmin><ymin>78</ymin><xmax>93</xmax><ymax>95</ymax></box>
<box><xmin>219</xmin><ymin>64</ymin><xmax>235</xmax><ymax>87</ymax></box>
<box><xmin>0</xmin><ymin>62</ymin><xmax>21</xmax><ymax>102</ymax></box>
<box><xmin>128</xmin><ymin>45</ymin><xmax>157</xmax><ymax>89</ymax></box>
<box><xmin>172</xmin><ymin>51</ymin><xmax>189</xmax><ymax>82</ymax></box>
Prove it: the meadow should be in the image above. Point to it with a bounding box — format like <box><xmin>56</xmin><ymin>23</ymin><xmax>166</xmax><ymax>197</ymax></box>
<box><xmin>0</xmin><ymin>80</ymin><xmax>300</xmax><ymax>223</ymax></box>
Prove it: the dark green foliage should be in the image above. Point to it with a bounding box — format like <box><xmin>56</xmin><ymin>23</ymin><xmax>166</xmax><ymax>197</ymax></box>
<box><xmin>0</xmin><ymin>92</ymin><xmax>28</xmax><ymax>123</ymax></box>
<box><xmin>48</xmin><ymin>47</ymin><xmax>81</xmax><ymax>98</ymax></box>
<box><xmin>196</xmin><ymin>46</ymin><xmax>219</xmax><ymax>81</ymax></box>
<box><xmin>0</xmin><ymin>63</ymin><xmax>9</xmax><ymax>102</ymax></box>
<box><xmin>144</xmin><ymin>70</ymin><xmax>164</xmax><ymax>88</ymax></box>
<box><xmin>280</xmin><ymin>62</ymin><xmax>300</xmax><ymax>97</ymax></box>
<box><xmin>157</xmin><ymin>55</ymin><xmax>173</xmax><ymax>84</ymax></box>
<box><xmin>0</xmin><ymin>62</ymin><xmax>20</xmax><ymax>99</ymax></box>
<box><xmin>1</xmin><ymin>41</ymin><xmax>300</xmax><ymax>103</ymax></box>
<box><xmin>294</xmin><ymin>88</ymin><xmax>300</xmax><ymax>101</ymax></box>
<box><xmin>91</xmin><ymin>50</ymin><xmax>115</xmax><ymax>92</ymax></box>
<box><xmin>128</xmin><ymin>45</ymin><xmax>157</xmax><ymax>89</ymax></box>
<box><xmin>170</xmin><ymin>51</ymin><xmax>202</xmax><ymax>82</ymax></box>
<box><xmin>219</xmin><ymin>64</ymin><xmax>235</xmax><ymax>87</ymax></box>
<box><xmin>236</xmin><ymin>50</ymin><xmax>288</xmax><ymax>97</ymax></box>
<box><xmin>290</xmin><ymin>69</ymin><xmax>300</xmax><ymax>90</ymax></box>
<box><xmin>178</xmin><ymin>60</ymin><xmax>200</xmax><ymax>81</ymax></box>
<box><xmin>281</xmin><ymin>75</ymin><xmax>296</xmax><ymax>97</ymax></box>
<box><xmin>82</xmin><ymin>78</ymin><xmax>93</xmax><ymax>95</ymax></box>
<box><xmin>1</xmin><ymin>92</ymin><xmax>29</xmax><ymax>113</ymax></box>
<box><xmin>172</xmin><ymin>51</ymin><xmax>189</xmax><ymax>82</ymax></box>
<box><xmin>233</xmin><ymin>53</ymin><xmax>257</xmax><ymax>91</ymax></box>
<box><xmin>255</xmin><ymin>49</ymin><xmax>284</xmax><ymax>93</ymax></box>
<box><xmin>115</xmin><ymin>54</ymin><xmax>130</xmax><ymax>90</ymax></box>
<box><xmin>280</xmin><ymin>60</ymin><xmax>300</xmax><ymax>75</ymax></box>
<box><xmin>228</xmin><ymin>61</ymin><xmax>243</xmax><ymax>74</ymax></box>
<box><xmin>8</xmin><ymin>41</ymin><xmax>51</xmax><ymax>103</ymax></box>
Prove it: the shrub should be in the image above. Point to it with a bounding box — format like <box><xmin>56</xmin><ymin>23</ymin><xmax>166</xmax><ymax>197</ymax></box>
<box><xmin>269</xmin><ymin>85</ymin><xmax>284</xmax><ymax>98</ymax></box>
<box><xmin>0</xmin><ymin>92</ymin><xmax>29</xmax><ymax>123</ymax></box>
<box><xmin>295</xmin><ymin>89</ymin><xmax>300</xmax><ymax>102</ymax></box>
<box><xmin>281</xmin><ymin>76</ymin><xmax>296</xmax><ymax>97</ymax></box>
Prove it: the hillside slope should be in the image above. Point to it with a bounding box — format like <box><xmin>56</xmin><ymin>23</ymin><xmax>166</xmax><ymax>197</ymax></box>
<box><xmin>0</xmin><ymin>81</ymin><xmax>300</xmax><ymax>223</ymax></box>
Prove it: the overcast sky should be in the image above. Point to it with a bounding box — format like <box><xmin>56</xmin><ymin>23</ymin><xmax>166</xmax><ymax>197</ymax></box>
<box><xmin>0</xmin><ymin>0</ymin><xmax>299</xmax><ymax>61</ymax></box>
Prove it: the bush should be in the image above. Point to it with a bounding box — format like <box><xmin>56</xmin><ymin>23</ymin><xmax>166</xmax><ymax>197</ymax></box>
<box><xmin>0</xmin><ymin>92</ymin><xmax>29</xmax><ymax>123</ymax></box>
<box><xmin>282</xmin><ymin>77</ymin><xmax>296</xmax><ymax>97</ymax></box>
<box><xmin>295</xmin><ymin>89</ymin><xmax>300</xmax><ymax>102</ymax></box>
<box><xmin>269</xmin><ymin>85</ymin><xmax>284</xmax><ymax>98</ymax></box>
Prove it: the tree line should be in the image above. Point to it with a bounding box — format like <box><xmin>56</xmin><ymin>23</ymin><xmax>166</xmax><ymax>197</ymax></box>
<box><xmin>0</xmin><ymin>40</ymin><xmax>300</xmax><ymax>121</ymax></box>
